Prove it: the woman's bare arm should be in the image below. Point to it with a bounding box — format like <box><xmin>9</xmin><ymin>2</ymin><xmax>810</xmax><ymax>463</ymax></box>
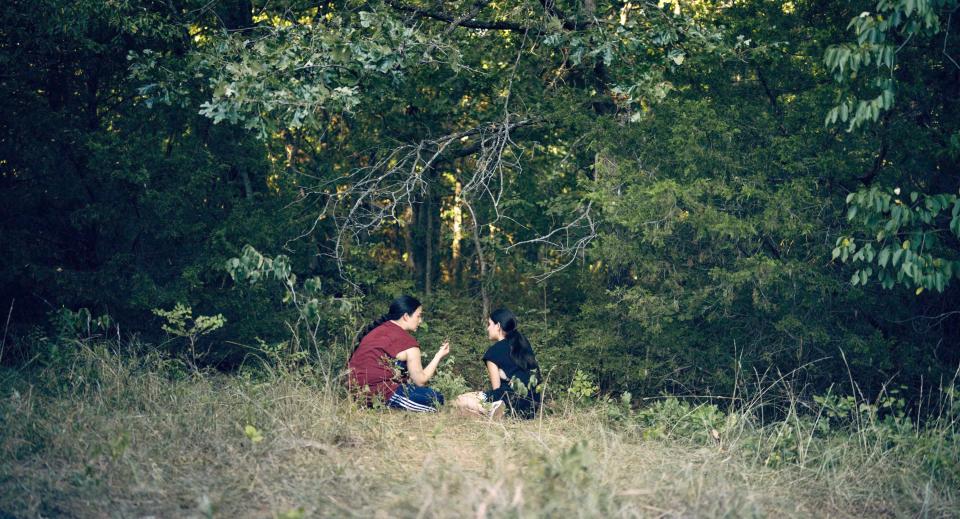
<box><xmin>486</xmin><ymin>360</ymin><xmax>501</xmax><ymax>390</ymax></box>
<box><xmin>399</xmin><ymin>341</ymin><xmax>449</xmax><ymax>386</ymax></box>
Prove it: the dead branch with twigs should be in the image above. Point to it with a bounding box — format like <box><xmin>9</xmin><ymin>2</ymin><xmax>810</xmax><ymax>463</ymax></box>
<box><xmin>506</xmin><ymin>200</ymin><xmax>597</xmax><ymax>281</ymax></box>
<box><xmin>293</xmin><ymin>111</ymin><xmax>599</xmax><ymax>289</ymax></box>
<box><xmin>295</xmin><ymin>116</ymin><xmax>534</xmax><ymax>287</ymax></box>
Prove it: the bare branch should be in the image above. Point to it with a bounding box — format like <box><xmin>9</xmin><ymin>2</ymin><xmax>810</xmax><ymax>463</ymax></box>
<box><xmin>506</xmin><ymin>201</ymin><xmax>597</xmax><ymax>282</ymax></box>
<box><xmin>944</xmin><ymin>9</ymin><xmax>960</xmax><ymax>71</ymax></box>
<box><xmin>295</xmin><ymin>117</ymin><xmax>534</xmax><ymax>287</ymax></box>
<box><xmin>420</xmin><ymin>1</ymin><xmax>494</xmax><ymax>58</ymax></box>
<box><xmin>383</xmin><ymin>0</ymin><xmax>532</xmax><ymax>33</ymax></box>
<box><xmin>294</xmin><ymin>102</ymin><xmax>598</xmax><ymax>287</ymax></box>
<box><xmin>384</xmin><ymin>0</ymin><xmax>600</xmax><ymax>35</ymax></box>
<box><xmin>460</xmin><ymin>115</ymin><xmax>527</xmax><ymax>221</ymax></box>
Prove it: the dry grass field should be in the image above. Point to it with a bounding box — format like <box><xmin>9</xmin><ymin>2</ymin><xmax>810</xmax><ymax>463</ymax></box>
<box><xmin>1</xmin><ymin>345</ymin><xmax>957</xmax><ymax>518</ymax></box>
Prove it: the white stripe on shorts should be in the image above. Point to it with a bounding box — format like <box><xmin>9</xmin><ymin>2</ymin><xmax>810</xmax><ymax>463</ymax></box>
<box><xmin>388</xmin><ymin>393</ymin><xmax>438</xmax><ymax>412</ymax></box>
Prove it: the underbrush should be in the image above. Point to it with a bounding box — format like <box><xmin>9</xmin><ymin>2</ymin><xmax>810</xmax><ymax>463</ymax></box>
<box><xmin>1</xmin><ymin>341</ymin><xmax>957</xmax><ymax>517</ymax></box>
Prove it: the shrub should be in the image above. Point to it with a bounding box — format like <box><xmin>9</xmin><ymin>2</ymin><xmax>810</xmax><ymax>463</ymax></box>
<box><xmin>633</xmin><ymin>397</ymin><xmax>726</xmax><ymax>444</ymax></box>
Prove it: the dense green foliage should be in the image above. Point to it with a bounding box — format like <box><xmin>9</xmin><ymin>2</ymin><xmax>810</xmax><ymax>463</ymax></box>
<box><xmin>2</xmin><ymin>0</ymin><xmax>957</xmax><ymax>408</ymax></box>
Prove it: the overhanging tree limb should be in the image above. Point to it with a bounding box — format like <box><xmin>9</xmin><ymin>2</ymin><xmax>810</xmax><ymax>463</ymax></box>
<box><xmin>297</xmin><ymin>116</ymin><xmax>536</xmax><ymax>288</ymax></box>
<box><xmin>383</xmin><ymin>0</ymin><xmax>532</xmax><ymax>33</ymax></box>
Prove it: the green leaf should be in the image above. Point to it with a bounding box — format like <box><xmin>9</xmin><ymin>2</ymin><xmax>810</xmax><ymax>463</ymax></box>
<box><xmin>244</xmin><ymin>425</ymin><xmax>264</xmax><ymax>443</ymax></box>
<box><xmin>878</xmin><ymin>247</ymin><xmax>890</xmax><ymax>268</ymax></box>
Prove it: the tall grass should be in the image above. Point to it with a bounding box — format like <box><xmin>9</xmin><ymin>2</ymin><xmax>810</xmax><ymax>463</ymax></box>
<box><xmin>1</xmin><ymin>340</ymin><xmax>957</xmax><ymax>517</ymax></box>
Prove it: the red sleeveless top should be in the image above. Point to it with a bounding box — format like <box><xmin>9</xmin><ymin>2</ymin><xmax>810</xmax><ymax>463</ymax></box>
<box><xmin>348</xmin><ymin>321</ymin><xmax>418</xmax><ymax>400</ymax></box>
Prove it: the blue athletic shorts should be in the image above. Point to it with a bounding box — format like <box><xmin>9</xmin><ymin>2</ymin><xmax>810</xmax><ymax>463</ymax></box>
<box><xmin>387</xmin><ymin>384</ymin><xmax>444</xmax><ymax>412</ymax></box>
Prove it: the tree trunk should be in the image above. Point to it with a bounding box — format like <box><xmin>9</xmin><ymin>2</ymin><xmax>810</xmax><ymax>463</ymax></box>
<box><xmin>465</xmin><ymin>200</ymin><xmax>489</xmax><ymax>320</ymax></box>
<box><xmin>405</xmin><ymin>163</ymin><xmax>446</xmax><ymax>295</ymax></box>
<box><xmin>412</xmin><ymin>201</ymin><xmax>426</xmax><ymax>290</ymax></box>
<box><xmin>401</xmin><ymin>205</ymin><xmax>415</xmax><ymax>271</ymax></box>
<box><xmin>238</xmin><ymin>166</ymin><xmax>253</xmax><ymax>200</ymax></box>
<box><xmin>425</xmin><ymin>192</ymin><xmax>434</xmax><ymax>296</ymax></box>
<box><xmin>85</xmin><ymin>67</ymin><xmax>100</xmax><ymax>130</ymax></box>
<box><xmin>450</xmin><ymin>180</ymin><xmax>463</xmax><ymax>289</ymax></box>
<box><xmin>411</xmin><ymin>173</ymin><xmax>440</xmax><ymax>294</ymax></box>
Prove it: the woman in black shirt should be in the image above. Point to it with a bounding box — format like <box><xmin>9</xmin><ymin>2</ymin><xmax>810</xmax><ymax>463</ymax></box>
<box><xmin>454</xmin><ymin>308</ymin><xmax>540</xmax><ymax>419</ymax></box>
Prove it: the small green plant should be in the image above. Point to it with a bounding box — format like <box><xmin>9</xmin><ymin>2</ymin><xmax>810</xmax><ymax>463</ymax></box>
<box><xmin>430</xmin><ymin>356</ymin><xmax>470</xmax><ymax>404</ymax></box>
<box><xmin>510</xmin><ymin>372</ymin><xmax>539</xmax><ymax>399</ymax></box>
<box><xmin>244</xmin><ymin>424</ymin><xmax>264</xmax><ymax>444</ymax></box>
<box><xmin>813</xmin><ymin>388</ymin><xmax>909</xmax><ymax>433</ymax></box>
<box><xmin>51</xmin><ymin>307</ymin><xmax>113</xmax><ymax>341</ymax></box>
<box><xmin>599</xmin><ymin>391</ymin><xmax>634</xmax><ymax>423</ymax></box>
<box><xmin>749</xmin><ymin>418</ymin><xmax>807</xmax><ymax>467</ymax></box>
<box><xmin>252</xmin><ymin>337</ymin><xmax>310</xmax><ymax>369</ymax></box>
<box><xmin>539</xmin><ymin>440</ymin><xmax>594</xmax><ymax>494</ymax></box>
<box><xmin>34</xmin><ymin>308</ymin><xmax>115</xmax><ymax>366</ymax></box>
<box><xmin>567</xmin><ymin>369</ymin><xmax>599</xmax><ymax>402</ymax></box>
<box><xmin>634</xmin><ymin>397</ymin><xmax>725</xmax><ymax>444</ymax></box>
<box><xmin>225</xmin><ymin>245</ymin><xmax>360</xmax><ymax>362</ymax></box>
<box><xmin>152</xmin><ymin>303</ymin><xmax>225</xmax><ymax>367</ymax></box>
<box><xmin>277</xmin><ymin>507</ymin><xmax>306</xmax><ymax>519</ymax></box>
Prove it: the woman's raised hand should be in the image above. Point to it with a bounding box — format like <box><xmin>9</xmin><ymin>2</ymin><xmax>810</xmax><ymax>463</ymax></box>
<box><xmin>435</xmin><ymin>339</ymin><xmax>451</xmax><ymax>360</ymax></box>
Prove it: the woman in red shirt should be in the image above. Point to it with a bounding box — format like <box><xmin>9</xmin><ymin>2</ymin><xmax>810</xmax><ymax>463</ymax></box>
<box><xmin>348</xmin><ymin>295</ymin><xmax>450</xmax><ymax>411</ymax></box>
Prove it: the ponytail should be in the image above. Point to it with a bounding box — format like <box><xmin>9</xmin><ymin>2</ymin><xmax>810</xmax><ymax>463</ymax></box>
<box><xmin>490</xmin><ymin>308</ymin><xmax>539</xmax><ymax>372</ymax></box>
<box><xmin>506</xmin><ymin>330</ymin><xmax>538</xmax><ymax>372</ymax></box>
<box><xmin>353</xmin><ymin>295</ymin><xmax>422</xmax><ymax>353</ymax></box>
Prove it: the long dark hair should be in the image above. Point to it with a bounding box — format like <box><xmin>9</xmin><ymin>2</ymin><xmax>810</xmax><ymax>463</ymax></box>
<box><xmin>353</xmin><ymin>295</ymin><xmax>422</xmax><ymax>353</ymax></box>
<box><xmin>490</xmin><ymin>308</ymin><xmax>538</xmax><ymax>372</ymax></box>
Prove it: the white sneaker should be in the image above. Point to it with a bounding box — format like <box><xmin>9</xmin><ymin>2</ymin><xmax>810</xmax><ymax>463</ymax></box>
<box><xmin>487</xmin><ymin>400</ymin><xmax>505</xmax><ymax>419</ymax></box>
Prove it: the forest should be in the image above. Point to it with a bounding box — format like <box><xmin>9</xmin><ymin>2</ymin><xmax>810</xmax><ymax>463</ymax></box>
<box><xmin>1</xmin><ymin>0</ymin><xmax>959</xmax><ymax>516</ymax></box>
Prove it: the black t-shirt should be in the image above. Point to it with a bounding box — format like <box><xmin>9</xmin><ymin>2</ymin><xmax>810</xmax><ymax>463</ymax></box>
<box><xmin>482</xmin><ymin>339</ymin><xmax>533</xmax><ymax>387</ymax></box>
<box><xmin>482</xmin><ymin>339</ymin><xmax>539</xmax><ymax>418</ymax></box>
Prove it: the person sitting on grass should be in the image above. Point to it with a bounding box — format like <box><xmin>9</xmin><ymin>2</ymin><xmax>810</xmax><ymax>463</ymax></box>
<box><xmin>348</xmin><ymin>295</ymin><xmax>450</xmax><ymax>412</ymax></box>
<box><xmin>454</xmin><ymin>308</ymin><xmax>540</xmax><ymax>419</ymax></box>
